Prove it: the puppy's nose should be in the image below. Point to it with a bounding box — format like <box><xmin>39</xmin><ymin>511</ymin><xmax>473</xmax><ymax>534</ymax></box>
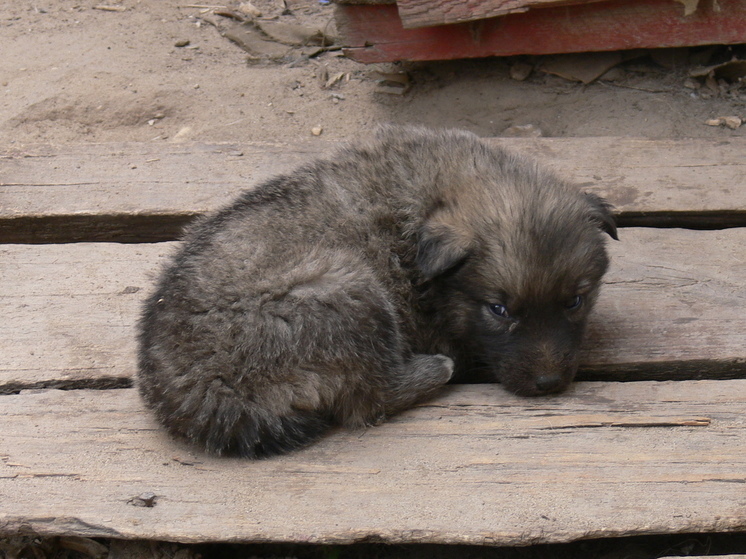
<box><xmin>535</xmin><ymin>374</ymin><xmax>563</xmax><ymax>393</ymax></box>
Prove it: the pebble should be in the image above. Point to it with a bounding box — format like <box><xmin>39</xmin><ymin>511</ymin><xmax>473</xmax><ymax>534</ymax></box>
<box><xmin>705</xmin><ymin>116</ymin><xmax>742</xmax><ymax>130</ymax></box>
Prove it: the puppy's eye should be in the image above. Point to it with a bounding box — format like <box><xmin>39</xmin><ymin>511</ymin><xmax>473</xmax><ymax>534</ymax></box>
<box><xmin>565</xmin><ymin>295</ymin><xmax>583</xmax><ymax>310</ymax></box>
<box><xmin>488</xmin><ymin>303</ymin><xmax>510</xmax><ymax>318</ymax></box>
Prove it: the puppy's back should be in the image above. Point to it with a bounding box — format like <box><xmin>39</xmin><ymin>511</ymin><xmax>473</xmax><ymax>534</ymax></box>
<box><xmin>137</xmin><ymin>128</ymin><xmax>464</xmax><ymax>457</ymax></box>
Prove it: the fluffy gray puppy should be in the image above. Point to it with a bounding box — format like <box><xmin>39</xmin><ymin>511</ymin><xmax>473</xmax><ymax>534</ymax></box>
<box><xmin>138</xmin><ymin>126</ymin><xmax>617</xmax><ymax>458</ymax></box>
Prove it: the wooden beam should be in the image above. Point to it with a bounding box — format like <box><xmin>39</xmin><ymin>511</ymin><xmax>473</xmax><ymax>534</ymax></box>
<box><xmin>397</xmin><ymin>0</ymin><xmax>602</xmax><ymax>28</ymax></box>
<box><xmin>335</xmin><ymin>0</ymin><xmax>746</xmax><ymax>63</ymax></box>
<box><xmin>0</xmin><ymin>381</ymin><xmax>744</xmax><ymax>544</ymax></box>
<box><xmin>2</xmin><ymin>228</ymin><xmax>745</xmax><ymax>392</ymax></box>
<box><xmin>2</xmin><ymin>138</ymin><xmax>746</xmax><ymax>243</ymax></box>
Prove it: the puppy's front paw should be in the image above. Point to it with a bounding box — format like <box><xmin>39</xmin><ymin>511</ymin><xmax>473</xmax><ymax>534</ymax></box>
<box><xmin>432</xmin><ymin>354</ymin><xmax>455</xmax><ymax>383</ymax></box>
<box><xmin>408</xmin><ymin>353</ymin><xmax>454</xmax><ymax>384</ymax></box>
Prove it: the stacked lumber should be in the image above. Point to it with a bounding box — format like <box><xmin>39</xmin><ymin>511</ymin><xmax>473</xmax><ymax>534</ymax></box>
<box><xmin>1</xmin><ymin>138</ymin><xmax>745</xmax><ymax>545</ymax></box>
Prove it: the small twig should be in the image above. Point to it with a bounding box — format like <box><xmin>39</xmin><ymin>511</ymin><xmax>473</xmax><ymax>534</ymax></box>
<box><xmin>598</xmin><ymin>80</ymin><xmax>672</xmax><ymax>94</ymax></box>
<box><xmin>181</xmin><ymin>4</ymin><xmax>228</xmax><ymax>8</ymax></box>
<box><xmin>308</xmin><ymin>45</ymin><xmax>343</xmax><ymax>58</ymax></box>
<box><xmin>213</xmin><ymin>8</ymin><xmax>248</xmax><ymax>21</ymax></box>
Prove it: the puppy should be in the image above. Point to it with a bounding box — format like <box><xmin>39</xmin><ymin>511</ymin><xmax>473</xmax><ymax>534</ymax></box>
<box><xmin>138</xmin><ymin>126</ymin><xmax>617</xmax><ymax>458</ymax></box>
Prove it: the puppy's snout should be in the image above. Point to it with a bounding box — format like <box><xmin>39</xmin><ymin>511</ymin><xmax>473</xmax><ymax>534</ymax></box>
<box><xmin>534</xmin><ymin>374</ymin><xmax>564</xmax><ymax>393</ymax></box>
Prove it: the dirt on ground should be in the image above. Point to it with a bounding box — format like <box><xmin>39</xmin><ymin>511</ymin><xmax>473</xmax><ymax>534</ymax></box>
<box><xmin>1</xmin><ymin>0</ymin><xmax>745</xmax><ymax>148</ymax></box>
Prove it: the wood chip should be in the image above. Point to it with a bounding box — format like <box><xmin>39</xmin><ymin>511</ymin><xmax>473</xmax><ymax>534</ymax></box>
<box><xmin>690</xmin><ymin>60</ymin><xmax>746</xmax><ymax>81</ymax></box>
<box><xmin>238</xmin><ymin>1</ymin><xmax>262</xmax><ymax>17</ymax></box>
<box><xmin>93</xmin><ymin>4</ymin><xmax>127</xmax><ymax>11</ymax></box>
<box><xmin>705</xmin><ymin>116</ymin><xmax>743</xmax><ymax>129</ymax></box>
<box><xmin>509</xmin><ymin>61</ymin><xmax>533</xmax><ymax>81</ymax></box>
<box><xmin>324</xmin><ymin>71</ymin><xmax>346</xmax><ymax>89</ymax></box>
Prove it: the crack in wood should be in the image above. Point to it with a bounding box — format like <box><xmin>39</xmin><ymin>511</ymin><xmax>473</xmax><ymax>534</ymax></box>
<box><xmin>539</xmin><ymin>417</ymin><xmax>711</xmax><ymax>429</ymax></box>
<box><xmin>0</xmin><ymin>377</ymin><xmax>133</xmax><ymax>395</ymax></box>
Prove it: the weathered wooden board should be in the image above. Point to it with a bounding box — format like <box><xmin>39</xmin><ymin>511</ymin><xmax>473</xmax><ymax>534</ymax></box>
<box><xmin>2</xmin><ymin>228</ymin><xmax>745</xmax><ymax>392</ymax></box>
<box><xmin>0</xmin><ymin>243</ymin><xmax>172</xmax><ymax>392</ymax></box>
<box><xmin>488</xmin><ymin>137</ymin><xmax>746</xmax><ymax>229</ymax></box>
<box><xmin>0</xmin><ymin>381</ymin><xmax>744</xmax><ymax>544</ymax></box>
<box><xmin>582</xmin><ymin>228</ymin><xmax>746</xmax><ymax>378</ymax></box>
<box><xmin>2</xmin><ymin>138</ymin><xmax>746</xmax><ymax>242</ymax></box>
<box><xmin>335</xmin><ymin>0</ymin><xmax>746</xmax><ymax>62</ymax></box>
<box><xmin>0</xmin><ymin>141</ymin><xmax>324</xmax><ymax>243</ymax></box>
<box><xmin>396</xmin><ymin>0</ymin><xmax>601</xmax><ymax>27</ymax></box>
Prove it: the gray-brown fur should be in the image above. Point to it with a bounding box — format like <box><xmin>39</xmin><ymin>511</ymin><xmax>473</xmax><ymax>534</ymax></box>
<box><xmin>137</xmin><ymin>126</ymin><xmax>617</xmax><ymax>458</ymax></box>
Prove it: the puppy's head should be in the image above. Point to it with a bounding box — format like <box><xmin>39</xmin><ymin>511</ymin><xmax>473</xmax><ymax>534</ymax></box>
<box><xmin>417</xmin><ymin>159</ymin><xmax>617</xmax><ymax>396</ymax></box>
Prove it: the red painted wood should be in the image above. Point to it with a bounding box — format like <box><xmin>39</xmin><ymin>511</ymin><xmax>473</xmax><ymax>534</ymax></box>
<box><xmin>335</xmin><ymin>0</ymin><xmax>746</xmax><ymax>63</ymax></box>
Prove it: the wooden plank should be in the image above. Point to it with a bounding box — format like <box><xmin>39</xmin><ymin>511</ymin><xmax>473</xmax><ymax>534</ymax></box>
<box><xmin>2</xmin><ymin>138</ymin><xmax>746</xmax><ymax>242</ymax></box>
<box><xmin>487</xmin><ymin>137</ymin><xmax>746</xmax><ymax>221</ymax></box>
<box><xmin>0</xmin><ymin>142</ymin><xmax>326</xmax><ymax>243</ymax></box>
<box><xmin>2</xmin><ymin>228</ymin><xmax>745</xmax><ymax>392</ymax></box>
<box><xmin>0</xmin><ymin>381</ymin><xmax>744</xmax><ymax>544</ymax></box>
<box><xmin>582</xmin><ymin>228</ymin><xmax>746</xmax><ymax>379</ymax></box>
<box><xmin>335</xmin><ymin>0</ymin><xmax>746</xmax><ymax>63</ymax></box>
<box><xmin>396</xmin><ymin>0</ymin><xmax>602</xmax><ymax>28</ymax></box>
<box><xmin>0</xmin><ymin>243</ymin><xmax>171</xmax><ymax>392</ymax></box>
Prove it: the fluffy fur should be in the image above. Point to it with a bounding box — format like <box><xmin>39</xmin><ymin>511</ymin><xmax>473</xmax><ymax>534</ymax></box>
<box><xmin>138</xmin><ymin>126</ymin><xmax>617</xmax><ymax>458</ymax></box>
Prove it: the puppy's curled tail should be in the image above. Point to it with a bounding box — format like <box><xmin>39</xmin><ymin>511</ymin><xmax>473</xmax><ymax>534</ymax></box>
<box><xmin>138</xmin><ymin>371</ymin><xmax>332</xmax><ymax>459</ymax></box>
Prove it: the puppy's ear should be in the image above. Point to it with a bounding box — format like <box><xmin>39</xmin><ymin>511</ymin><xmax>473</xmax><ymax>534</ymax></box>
<box><xmin>585</xmin><ymin>192</ymin><xmax>619</xmax><ymax>240</ymax></box>
<box><xmin>417</xmin><ymin>222</ymin><xmax>471</xmax><ymax>280</ymax></box>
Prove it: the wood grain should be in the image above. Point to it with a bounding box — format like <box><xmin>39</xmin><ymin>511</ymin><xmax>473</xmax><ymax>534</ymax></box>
<box><xmin>0</xmin><ymin>243</ymin><xmax>171</xmax><ymax>392</ymax></box>
<box><xmin>2</xmin><ymin>137</ymin><xmax>746</xmax><ymax>242</ymax></box>
<box><xmin>0</xmin><ymin>141</ymin><xmax>325</xmax><ymax>242</ymax></box>
<box><xmin>396</xmin><ymin>0</ymin><xmax>600</xmax><ymax>27</ymax></box>
<box><xmin>2</xmin><ymin>228</ymin><xmax>745</xmax><ymax>392</ymax></box>
<box><xmin>0</xmin><ymin>381</ymin><xmax>744</xmax><ymax>544</ymax></box>
<box><xmin>335</xmin><ymin>0</ymin><xmax>746</xmax><ymax>63</ymax></box>
<box><xmin>582</xmin><ymin>228</ymin><xmax>746</xmax><ymax>379</ymax></box>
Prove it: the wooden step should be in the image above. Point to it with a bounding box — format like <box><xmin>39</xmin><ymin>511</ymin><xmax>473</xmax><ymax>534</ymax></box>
<box><xmin>1</xmin><ymin>380</ymin><xmax>744</xmax><ymax>545</ymax></box>
<box><xmin>2</xmin><ymin>138</ymin><xmax>746</xmax><ymax>242</ymax></box>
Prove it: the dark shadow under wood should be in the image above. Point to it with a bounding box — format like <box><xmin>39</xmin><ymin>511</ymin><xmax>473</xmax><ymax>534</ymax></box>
<box><xmin>3</xmin><ymin>211</ymin><xmax>746</xmax><ymax>244</ymax></box>
<box><xmin>0</xmin><ymin>214</ymin><xmax>199</xmax><ymax>244</ymax></box>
